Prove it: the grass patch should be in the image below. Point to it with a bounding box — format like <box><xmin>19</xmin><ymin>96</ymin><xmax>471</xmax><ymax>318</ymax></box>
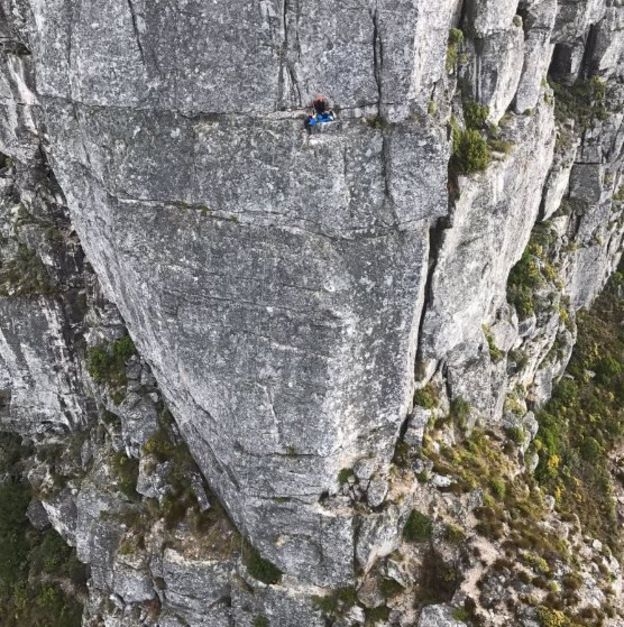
<box><xmin>413</xmin><ymin>383</ymin><xmax>439</xmax><ymax>409</ymax></box>
<box><xmin>312</xmin><ymin>586</ymin><xmax>357</xmax><ymax>618</ymax></box>
<box><xmin>403</xmin><ymin>510</ymin><xmax>433</xmax><ymax>543</ymax></box>
<box><xmin>424</xmin><ymin>429</ymin><xmax>569</xmax><ymax>563</ymax></box>
<box><xmin>0</xmin><ymin>244</ymin><xmax>56</xmax><ymax>297</ymax></box>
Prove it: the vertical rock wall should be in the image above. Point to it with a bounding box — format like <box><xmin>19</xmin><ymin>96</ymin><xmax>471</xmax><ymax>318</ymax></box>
<box><xmin>0</xmin><ymin>0</ymin><xmax>623</xmax><ymax>624</ymax></box>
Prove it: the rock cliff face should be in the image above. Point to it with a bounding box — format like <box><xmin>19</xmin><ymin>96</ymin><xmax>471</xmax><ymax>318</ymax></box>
<box><xmin>0</xmin><ymin>0</ymin><xmax>624</xmax><ymax>625</ymax></box>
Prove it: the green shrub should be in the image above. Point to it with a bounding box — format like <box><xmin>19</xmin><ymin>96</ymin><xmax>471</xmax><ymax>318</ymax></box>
<box><xmin>379</xmin><ymin>578</ymin><xmax>403</xmax><ymax>598</ymax></box>
<box><xmin>561</xmin><ymin>572</ymin><xmax>583</xmax><ymax>591</ymax></box>
<box><xmin>451</xmin><ymin>128</ymin><xmax>491</xmax><ymax>174</ymax></box>
<box><xmin>444</xmin><ymin>523</ymin><xmax>466</xmax><ymax>545</ymax></box>
<box><xmin>452</xmin><ymin>607</ymin><xmax>471</xmax><ymax>621</ymax></box>
<box><xmin>337</xmin><ymin>468</ymin><xmax>354</xmax><ymax>484</ymax></box>
<box><xmin>143</xmin><ymin>428</ymin><xmax>177</xmax><ymax>463</ymax></box>
<box><xmin>489</xmin><ymin>477</ymin><xmax>506</xmax><ymax>500</ymax></box>
<box><xmin>0</xmin><ymin>481</ymin><xmax>31</xmax><ymax>591</ymax></box>
<box><xmin>507</xmin><ymin>249</ymin><xmax>543</xmax><ymax>319</ymax></box>
<box><xmin>446</xmin><ymin>28</ymin><xmax>464</xmax><ymax>73</ymax></box>
<box><xmin>243</xmin><ymin>543</ymin><xmax>282</xmax><ymax>585</ymax></box>
<box><xmin>0</xmin><ymin>433</ymin><xmax>30</xmax><ymax>477</ymax></box>
<box><xmin>464</xmin><ymin>100</ymin><xmax>489</xmax><ymax>130</ymax></box>
<box><xmin>506</xmin><ymin>425</ymin><xmax>525</xmax><ymax>446</ymax></box>
<box><xmin>450</xmin><ymin>397</ymin><xmax>471</xmax><ymax>429</ymax></box>
<box><xmin>550</xmin><ymin>77</ymin><xmax>608</xmax><ymax>129</ymax></box>
<box><xmin>536</xmin><ymin>606</ymin><xmax>567</xmax><ymax>627</ymax></box>
<box><xmin>594</xmin><ymin>355</ymin><xmax>622</xmax><ymax>385</ymax></box>
<box><xmin>489</xmin><ymin>138</ymin><xmax>513</xmax><ymax>154</ymax></box>
<box><xmin>312</xmin><ymin>586</ymin><xmax>357</xmax><ymax>617</ymax></box>
<box><xmin>413</xmin><ymin>383</ymin><xmax>439</xmax><ymax>409</ymax></box>
<box><xmin>580</xmin><ymin>436</ymin><xmax>602</xmax><ymax>462</ymax></box>
<box><xmin>393</xmin><ymin>440</ymin><xmax>410</xmax><ymax>468</ymax></box>
<box><xmin>26</xmin><ymin>584</ymin><xmax>83</xmax><ymax>627</ymax></box>
<box><xmin>110</xmin><ymin>453</ymin><xmax>139</xmax><ymax>500</ymax></box>
<box><xmin>403</xmin><ymin>510</ymin><xmax>433</xmax><ymax>542</ymax></box>
<box><xmin>86</xmin><ymin>335</ymin><xmax>136</xmax><ymax>391</ymax></box>
<box><xmin>365</xmin><ymin>605</ymin><xmax>391</xmax><ymax>624</ymax></box>
<box><xmin>111</xmin><ymin>335</ymin><xmax>135</xmax><ymax>361</ymax></box>
<box><xmin>0</xmin><ymin>244</ymin><xmax>56</xmax><ymax>297</ymax></box>
<box><xmin>30</xmin><ymin>529</ymin><xmax>70</xmax><ymax>574</ymax></box>
<box><xmin>253</xmin><ymin>617</ymin><xmax>269</xmax><ymax>627</ymax></box>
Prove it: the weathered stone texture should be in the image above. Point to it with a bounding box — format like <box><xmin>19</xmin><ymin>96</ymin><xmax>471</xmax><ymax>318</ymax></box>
<box><xmin>1</xmin><ymin>0</ymin><xmax>624</xmax><ymax>624</ymax></box>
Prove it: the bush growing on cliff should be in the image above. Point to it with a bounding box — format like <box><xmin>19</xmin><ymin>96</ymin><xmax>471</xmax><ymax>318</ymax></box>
<box><xmin>403</xmin><ymin>510</ymin><xmax>433</xmax><ymax>542</ymax></box>
<box><xmin>550</xmin><ymin>76</ymin><xmax>608</xmax><ymax>129</ymax></box>
<box><xmin>312</xmin><ymin>586</ymin><xmax>358</xmax><ymax>620</ymax></box>
<box><xmin>446</xmin><ymin>28</ymin><xmax>464</xmax><ymax>73</ymax></box>
<box><xmin>507</xmin><ymin>249</ymin><xmax>542</xmax><ymax>318</ymax></box>
<box><xmin>451</xmin><ymin>127</ymin><xmax>491</xmax><ymax>175</ymax></box>
<box><xmin>464</xmin><ymin>100</ymin><xmax>490</xmax><ymax>130</ymax></box>
<box><xmin>242</xmin><ymin>542</ymin><xmax>282</xmax><ymax>585</ymax></box>
<box><xmin>87</xmin><ymin>335</ymin><xmax>136</xmax><ymax>400</ymax></box>
<box><xmin>110</xmin><ymin>452</ymin><xmax>139</xmax><ymax>500</ymax></box>
<box><xmin>413</xmin><ymin>383</ymin><xmax>439</xmax><ymax>409</ymax></box>
<box><xmin>0</xmin><ymin>244</ymin><xmax>56</xmax><ymax>297</ymax></box>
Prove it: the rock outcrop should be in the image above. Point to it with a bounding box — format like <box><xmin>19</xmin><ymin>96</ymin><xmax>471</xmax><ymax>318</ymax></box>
<box><xmin>0</xmin><ymin>0</ymin><xmax>623</xmax><ymax>625</ymax></box>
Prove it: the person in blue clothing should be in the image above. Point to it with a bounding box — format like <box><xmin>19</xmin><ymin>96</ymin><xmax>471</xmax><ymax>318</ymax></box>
<box><xmin>305</xmin><ymin>96</ymin><xmax>335</xmax><ymax>131</ymax></box>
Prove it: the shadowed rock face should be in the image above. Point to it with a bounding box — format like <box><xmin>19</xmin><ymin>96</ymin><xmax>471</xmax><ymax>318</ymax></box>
<box><xmin>6</xmin><ymin>0</ymin><xmax>452</xmax><ymax>584</ymax></box>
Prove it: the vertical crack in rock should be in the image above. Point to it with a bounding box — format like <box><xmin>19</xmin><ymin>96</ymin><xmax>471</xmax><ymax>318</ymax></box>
<box><xmin>279</xmin><ymin>0</ymin><xmax>301</xmax><ymax>108</ymax></box>
<box><xmin>577</xmin><ymin>20</ymin><xmax>600</xmax><ymax>79</ymax></box>
<box><xmin>415</xmin><ymin>215</ymin><xmax>450</xmax><ymax>373</ymax></box>
<box><xmin>370</xmin><ymin>4</ymin><xmax>393</xmax><ymax>213</ymax></box>
<box><xmin>370</xmin><ymin>4</ymin><xmax>383</xmax><ymax>111</ymax></box>
<box><xmin>126</xmin><ymin>0</ymin><xmax>146</xmax><ymax>68</ymax></box>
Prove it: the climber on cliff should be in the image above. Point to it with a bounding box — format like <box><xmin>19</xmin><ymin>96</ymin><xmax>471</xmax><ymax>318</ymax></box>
<box><xmin>304</xmin><ymin>95</ymin><xmax>336</xmax><ymax>132</ymax></box>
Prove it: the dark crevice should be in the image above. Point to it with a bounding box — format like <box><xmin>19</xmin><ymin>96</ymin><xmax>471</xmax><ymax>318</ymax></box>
<box><xmin>0</xmin><ymin>39</ymin><xmax>31</xmax><ymax>56</ymax></box>
<box><xmin>414</xmin><ymin>215</ymin><xmax>451</xmax><ymax>373</ymax></box>
<box><xmin>392</xmin><ymin>216</ymin><xmax>451</xmax><ymax>453</ymax></box>
<box><xmin>280</xmin><ymin>0</ymin><xmax>301</xmax><ymax>109</ymax></box>
<box><xmin>515</xmin><ymin>7</ymin><xmax>531</xmax><ymax>34</ymax></box>
<box><xmin>580</xmin><ymin>22</ymin><xmax>600</xmax><ymax>79</ymax></box>
<box><xmin>126</xmin><ymin>0</ymin><xmax>147</xmax><ymax>67</ymax></box>
<box><xmin>371</xmin><ymin>5</ymin><xmax>383</xmax><ymax>112</ymax></box>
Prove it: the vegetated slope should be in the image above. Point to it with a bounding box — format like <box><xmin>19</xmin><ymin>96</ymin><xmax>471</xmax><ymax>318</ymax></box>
<box><xmin>0</xmin><ymin>434</ymin><xmax>86</xmax><ymax>626</ymax></box>
<box><xmin>536</xmin><ymin>265</ymin><xmax>624</xmax><ymax>555</ymax></box>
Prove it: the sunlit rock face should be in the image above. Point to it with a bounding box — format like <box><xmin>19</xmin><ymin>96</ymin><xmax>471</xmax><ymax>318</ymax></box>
<box><xmin>1</xmin><ymin>0</ymin><xmax>456</xmax><ymax>585</ymax></box>
<box><xmin>1</xmin><ymin>0</ymin><xmax>624</xmax><ymax>620</ymax></box>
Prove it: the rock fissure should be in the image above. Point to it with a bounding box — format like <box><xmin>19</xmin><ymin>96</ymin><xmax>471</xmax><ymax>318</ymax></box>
<box><xmin>125</xmin><ymin>0</ymin><xmax>146</xmax><ymax>69</ymax></box>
